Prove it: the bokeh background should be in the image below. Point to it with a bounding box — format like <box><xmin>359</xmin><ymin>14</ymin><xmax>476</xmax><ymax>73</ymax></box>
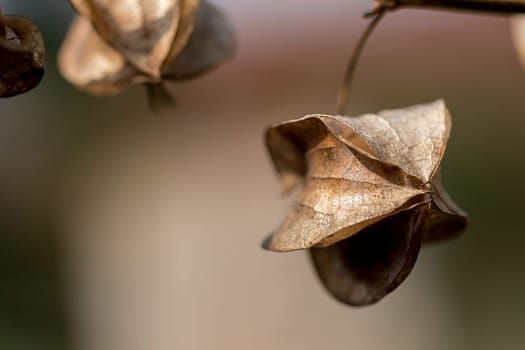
<box><xmin>1</xmin><ymin>0</ymin><xmax>524</xmax><ymax>349</ymax></box>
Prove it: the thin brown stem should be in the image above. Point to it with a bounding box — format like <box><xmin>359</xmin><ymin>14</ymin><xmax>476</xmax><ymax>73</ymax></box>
<box><xmin>336</xmin><ymin>10</ymin><xmax>385</xmax><ymax>115</ymax></box>
<box><xmin>337</xmin><ymin>0</ymin><xmax>525</xmax><ymax>115</ymax></box>
<box><xmin>0</xmin><ymin>4</ymin><xmax>6</xmax><ymax>38</ymax></box>
<box><xmin>373</xmin><ymin>0</ymin><xmax>525</xmax><ymax>15</ymax></box>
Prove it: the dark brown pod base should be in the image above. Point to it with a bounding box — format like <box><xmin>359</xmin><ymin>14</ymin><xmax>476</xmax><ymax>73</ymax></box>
<box><xmin>0</xmin><ymin>14</ymin><xmax>45</xmax><ymax>97</ymax></box>
<box><xmin>310</xmin><ymin>204</ymin><xmax>429</xmax><ymax>306</ymax></box>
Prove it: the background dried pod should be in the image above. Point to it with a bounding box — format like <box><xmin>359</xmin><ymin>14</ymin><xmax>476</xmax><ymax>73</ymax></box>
<box><xmin>58</xmin><ymin>0</ymin><xmax>235</xmax><ymax>110</ymax></box>
<box><xmin>0</xmin><ymin>10</ymin><xmax>45</xmax><ymax>97</ymax></box>
<box><xmin>69</xmin><ymin>0</ymin><xmax>198</xmax><ymax>77</ymax></box>
<box><xmin>511</xmin><ymin>15</ymin><xmax>525</xmax><ymax>68</ymax></box>
<box><xmin>263</xmin><ymin>100</ymin><xmax>467</xmax><ymax>306</ymax></box>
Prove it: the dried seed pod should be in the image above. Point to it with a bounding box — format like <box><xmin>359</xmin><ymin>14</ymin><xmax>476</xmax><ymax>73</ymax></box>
<box><xmin>511</xmin><ymin>15</ymin><xmax>525</xmax><ymax>68</ymax></box>
<box><xmin>58</xmin><ymin>0</ymin><xmax>235</xmax><ymax>109</ymax></box>
<box><xmin>263</xmin><ymin>100</ymin><xmax>467</xmax><ymax>306</ymax></box>
<box><xmin>0</xmin><ymin>10</ymin><xmax>45</xmax><ymax>97</ymax></box>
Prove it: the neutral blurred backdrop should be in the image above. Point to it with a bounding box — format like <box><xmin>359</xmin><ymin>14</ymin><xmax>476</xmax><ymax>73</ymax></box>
<box><xmin>1</xmin><ymin>0</ymin><xmax>524</xmax><ymax>349</ymax></box>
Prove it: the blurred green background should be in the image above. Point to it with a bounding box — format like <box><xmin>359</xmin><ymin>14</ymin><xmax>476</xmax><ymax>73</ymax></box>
<box><xmin>1</xmin><ymin>1</ymin><xmax>524</xmax><ymax>349</ymax></box>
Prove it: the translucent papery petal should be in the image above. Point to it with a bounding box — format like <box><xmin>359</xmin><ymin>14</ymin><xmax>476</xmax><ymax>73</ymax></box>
<box><xmin>71</xmin><ymin>0</ymin><xmax>182</xmax><ymax>77</ymax></box>
<box><xmin>336</xmin><ymin>100</ymin><xmax>451</xmax><ymax>183</ymax></box>
<box><xmin>264</xmin><ymin>116</ymin><xmax>427</xmax><ymax>252</ymax></box>
<box><xmin>58</xmin><ymin>16</ymin><xmax>149</xmax><ymax>96</ymax></box>
<box><xmin>164</xmin><ymin>0</ymin><xmax>200</xmax><ymax>65</ymax></box>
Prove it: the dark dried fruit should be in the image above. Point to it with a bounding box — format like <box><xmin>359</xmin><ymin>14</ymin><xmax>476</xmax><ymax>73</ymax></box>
<box><xmin>0</xmin><ymin>9</ymin><xmax>45</xmax><ymax>97</ymax></box>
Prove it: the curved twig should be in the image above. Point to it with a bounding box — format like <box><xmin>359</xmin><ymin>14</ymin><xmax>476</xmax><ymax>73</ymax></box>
<box><xmin>336</xmin><ymin>9</ymin><xmax>385</xmax><ymax>115</ymax></box>
<box><xmin>374</xmin><ymin>0</ymin><xmax>525</xmax><ymax>15</ymax></box>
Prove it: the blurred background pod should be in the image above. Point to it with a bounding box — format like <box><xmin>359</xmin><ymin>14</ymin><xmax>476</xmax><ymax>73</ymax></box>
<box><xmin>58</xmin><ymin>0</ymin><xmax>235</xmax><ymax>111</ymax></box>
<box><xmin>0</xmin><ymin>8</ymin><xmax>45</xmax><ymax>97</ymax></box>
<box><xmin>511</xmin><ymin>15</ymin><xmax>525</xmax><ymax>67</ymax></box>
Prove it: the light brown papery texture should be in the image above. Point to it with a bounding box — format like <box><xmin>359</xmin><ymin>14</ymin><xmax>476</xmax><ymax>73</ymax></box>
<box><xmin>336</xmin><ymin>101</ymin><xmax>451</xmax><ymax>183</ymax></box>
<box><xmin>70</xmin><ymin>0</ymin><xmax>187</xmax><ymax>77</ymax></box>
<box><xmin>264</xmin><ymin>100</ymin><xmax>466</xmax><ymax>252</ymax></box>
<box><xmin>58</xmin><ymin>16</ymin><xmax>147</xmax><ymax>96</ymax></box>
<box><xmin>165</xmin><ymin>0</ymin><xmax>201</xmax><ymax>65</ymax></box>
<box><xmin>264</xmin><ymin>100</ymin><xmax>467</xmax><ymax>305</ymax></box>
<box><xmin>60</xmin><ymin>0</ymin><xmax>234</xmax><ymax>100</ymax></box>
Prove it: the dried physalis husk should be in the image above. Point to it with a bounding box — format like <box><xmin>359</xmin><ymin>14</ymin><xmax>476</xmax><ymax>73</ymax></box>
<box><xmin>511</xmin><ymin>15</ymin><xmax>525</xmax><ymax>68</ymax></box>
<box><xmin>0</xmin><ymin>9</ymin><xmax>45</xmax><ymax>97</ymax></box>
<box><xmin>263</xmin><ymin>100</ymin><xmax>467</xmax><ymax>306</ymax></box>
<box><xmin>58</xmin><ymin>0</ymin><xmax>235</xmax><ymax>110</ymax></box>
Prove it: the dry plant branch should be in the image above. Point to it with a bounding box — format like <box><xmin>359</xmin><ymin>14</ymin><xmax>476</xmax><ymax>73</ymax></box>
<box><xmin>369</xmin><ymin>0</ymin><xmax>525</xmax><ymax>16</ymax></box>
<box><xmin>337</xmin><ymin>0</ymin><xmax>525</xmax><ymax>115</ymax></box>
<box><xmin>336</xmin><ymin>10</ymin><xmax>384</xmax><ymax>115</ymax></box>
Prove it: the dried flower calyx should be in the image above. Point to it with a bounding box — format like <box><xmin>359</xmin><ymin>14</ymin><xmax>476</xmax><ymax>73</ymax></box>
<box><xmin>263</xmin><ymin>100</ymin><xmax>467</xmax><ymax>306</ymax></box>
<box><xmin>58</xmin><ymin>0</ymin><xmax>235</xmax><ymax>110</ymax></box>
<box><xmin>0</xmin><ymin>8</ymin><xmax>45</xmax><ymax>97</ymax></box>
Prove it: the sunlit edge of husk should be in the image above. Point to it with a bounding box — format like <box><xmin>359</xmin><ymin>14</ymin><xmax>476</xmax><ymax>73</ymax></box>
<box><xmin>262</xmin><ymin>192</ymin><xmax>431</xmax><ymax>253</ymax></box>
<box><xmin>335</xmin><ymin>99</ymin><xmax>452</xmax><ymax>183</ymax></box>
<box><xmin>163</xmin><ymin>0</ymin><xmax>201</xmax><ymax>67</ymax></box>
<box><xmin>263</xmin><ymin>178</ymin><xmax>467</xmax><ymax>252</ymax></box>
